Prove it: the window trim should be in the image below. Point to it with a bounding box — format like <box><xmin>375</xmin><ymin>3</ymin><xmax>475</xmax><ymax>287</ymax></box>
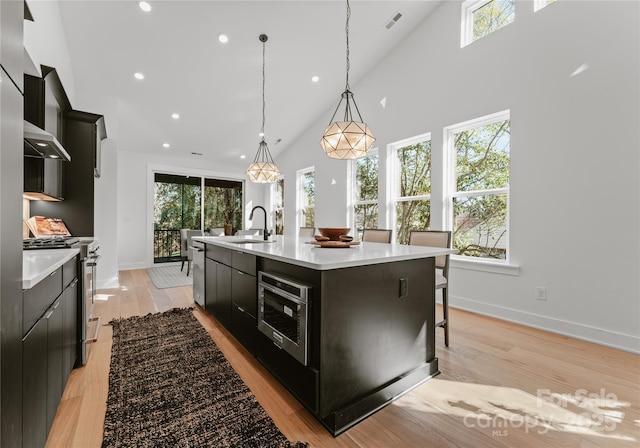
<box><xmin>444</xmin><ymin>109</ymin><xmax>511</xmax><ymax>263</ymax></box>
<box><xmin>461</xmin><ymin>0</ymin><xmax>515</xmax><ymax>48</ymax></box>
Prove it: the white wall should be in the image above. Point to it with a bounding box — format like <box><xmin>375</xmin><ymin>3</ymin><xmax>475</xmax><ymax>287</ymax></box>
<box><xmin>274</xmin><ymin>1</ymin><xmax>640</xmax><ymax>352</ymax></box>
<box><xmin>23</xmin><ymin>0</ymin><xmax>76</xmax><ymax>103</ymax></box>
<box><xmin>117</xmin><ymin>150</ymin><xmax>267</xmax><ymax>270</ymax></box>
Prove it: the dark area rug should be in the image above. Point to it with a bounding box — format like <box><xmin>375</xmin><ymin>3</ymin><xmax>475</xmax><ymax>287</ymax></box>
<box><xmin>103</xmin><ymin>308</ymin><xmax>308</xmax><ymax>448</ymax></box>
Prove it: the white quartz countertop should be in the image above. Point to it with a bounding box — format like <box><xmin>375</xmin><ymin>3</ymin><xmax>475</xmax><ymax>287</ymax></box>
<box><xmin>193</xmin><ymin>235</ymin><xmax>454</xmax><ymax>270</ymax></box>
<box><xmin>23</xmin><ymin>248</ymin><xmax>80</xmax><ymax>289</ymax></box>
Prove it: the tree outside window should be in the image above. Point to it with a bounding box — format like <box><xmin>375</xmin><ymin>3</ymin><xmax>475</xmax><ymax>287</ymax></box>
<box><xmin>353</xmin><ymin>150</ymin><xmax>378</xmax><ymax>239</ymax></box>
<box><xmin>447</xmin><ymin>111</ymin><xmax>510</xmax><ymax>260</ymax></box>
<box><xmin>462</xmin><ymin>0</ymin><xmax>515</xmax><ymax>47</ymax></box>
<box><xmin>272</xmin><ymin>177</ymin><xmax>284</xmax><ymax>235</ymax></box>
<box><xmin>298</xmin><ymin>168</ymin><xmax>315</xmax><ymax>228</ymax></box>
<box><xmin>391</xmin><ymin>135</ymin><xmax>431</xmax><ymax>245</ymax></box>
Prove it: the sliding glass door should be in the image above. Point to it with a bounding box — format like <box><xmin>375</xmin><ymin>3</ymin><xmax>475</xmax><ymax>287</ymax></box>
<box><xmin>153</xmin><ymin>173</ymin><xmax>243</xmax><ymax>263</ymax></box>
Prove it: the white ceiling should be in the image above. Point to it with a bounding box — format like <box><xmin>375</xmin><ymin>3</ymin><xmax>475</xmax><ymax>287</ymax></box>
<box><xmin>57</xmin><ymin>1</ymin><xmax>442</xmax><ymax>171</ymax></box>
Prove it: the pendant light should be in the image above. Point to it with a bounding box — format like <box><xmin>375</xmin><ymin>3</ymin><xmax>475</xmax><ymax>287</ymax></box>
<box><xmin>246</xmin><ymin>34</ymin><xmax>280</xmax><ymax>183</ymax></box>
<box><xmin>320</xmin><ymin>0</ymin><xmax>375</xmax><ymax>160</ymax></box>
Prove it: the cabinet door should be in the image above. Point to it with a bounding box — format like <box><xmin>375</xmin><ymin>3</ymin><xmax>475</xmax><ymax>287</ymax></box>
<box><xmin>0</xmin><ymin>0</ymin><xmax>23</xmax><ymax>91</ymax></box>
<box><xmin>62</xmin><ymin>278</ymin><xmax>79</xmax><ymax>382</ymax></box>
<box><xmin>205</xmin><ymin>257</ymin><xmax>217</xmax><ymax>313</ymax></box>
<box><xmin>22</xmin><ymin>318</ymin><xmax>48</xmax><ymax>448</ymax></box>
<box><xmin>231</xmin><ymin>305</ymin><xmax>257</xmax><ymax>356</ymax></box>
<box><xmin>46</xmin><ymin>299</ymin><xmax>64</xmax><ymax>433</ymax></box>
<box><xmin>215</xmin><ymin>263</ymin><xmax>232</xmax><ymax>329</ymax></box>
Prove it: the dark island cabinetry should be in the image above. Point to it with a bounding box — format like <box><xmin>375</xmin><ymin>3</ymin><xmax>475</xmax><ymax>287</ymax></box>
<box><xmin>196</xmin><ymin>236</ymin><xmax>446</xmax><ymax>437</ymax></box>
<box><xmin>204</xmin><ymin>245</ymin><xmax>258</xmax><ymax>355</ymax></box>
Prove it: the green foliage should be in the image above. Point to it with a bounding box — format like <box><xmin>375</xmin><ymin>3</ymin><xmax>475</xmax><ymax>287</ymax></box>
<box><xmin>153</xmin><ymin>176</ymin><xmax>243</xmax><ymax>261</ymax></box>
<box><xmin>453</xmin><ymin>119</ymin><xmax>510</xmax><ymax>258</ymax></box>
<box><xmin>395</xmin><ymin>141</ymin><xmax>432</xmax><ymax>244</ymax></box>
<box><xmin>472</xmin><ymin>0</ymin><xmax>515</xmax><ymax>42</ymax></box>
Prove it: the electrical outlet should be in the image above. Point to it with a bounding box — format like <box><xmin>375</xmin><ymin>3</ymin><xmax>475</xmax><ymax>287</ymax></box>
<box><xmin>535</xmin><ymin>286</ymin><xmax>547</xmax><ymax>301</ymax></box>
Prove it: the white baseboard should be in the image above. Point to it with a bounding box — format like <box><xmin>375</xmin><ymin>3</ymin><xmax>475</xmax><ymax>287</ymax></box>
<box><xmin>451</xmin><ymin>295</ymin><xmax>640</xmax><ymax>355</ymax></box>
<box><xmin>118</xmin><ymin>262</ymin><xmax>149</xmax><ymax>271</ymax></box>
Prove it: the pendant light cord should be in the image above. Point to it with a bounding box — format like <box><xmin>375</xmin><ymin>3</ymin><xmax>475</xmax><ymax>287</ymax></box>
<box><xmin>261</xmin><ymin>38</ymin><xmax>266</xmax><ymax>136</ymax></box>
<box><xmin>345</xmin><ymin>0</ymin><xmax>351</xmax><ymax>90</ymax></box>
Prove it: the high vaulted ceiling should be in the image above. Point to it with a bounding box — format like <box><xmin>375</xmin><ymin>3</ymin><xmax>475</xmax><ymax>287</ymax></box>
<box><xmin>55</xmin><ymin>1</ymin><xmax>442</xmax><ymax>171</ymax></box>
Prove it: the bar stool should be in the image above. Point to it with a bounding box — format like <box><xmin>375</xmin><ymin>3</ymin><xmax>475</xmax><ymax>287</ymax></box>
<box><xmin>408</xmin><ymin>230</ymin><xmax>452</xmax><ymax>346</ymax></box>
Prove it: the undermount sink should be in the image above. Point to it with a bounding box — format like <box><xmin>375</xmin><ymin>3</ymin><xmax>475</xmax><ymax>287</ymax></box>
<box><xmin>228</xmin><ymin>239</ymin><xmax>275</xmax><ymax>244</ymax></box>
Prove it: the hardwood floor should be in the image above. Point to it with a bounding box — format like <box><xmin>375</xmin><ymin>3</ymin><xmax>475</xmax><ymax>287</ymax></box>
<box><xmin>46</xmin><ymin>269</ymin><xmax>640</xmax><ymax>447</ymax></box>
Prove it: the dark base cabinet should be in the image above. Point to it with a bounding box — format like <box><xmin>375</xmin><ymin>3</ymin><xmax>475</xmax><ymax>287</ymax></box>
<box><xmin>230</xmin><ymin>268</ymin><xmax>257</xmax><ymax>355</ymax></box>
<box><xmin>256</xmin><ymin>332</ymin><xmax>319</xmax><ymax>413</ymax></box>
<box><xmin>205</xmin><ymin>244</ymin><xmax>258</xmax><ymax>356</ymax></box>
<box><xmin>259</xmin><ymin>256</ymin><xmax>439</xmax><ymax>436</ymax></box>
<box><xmin>22</xmin><ymin>319</ymin><xmax>48</xmax><ymax>448</ymax></box>
<box><xmin>22</xmin><ymin>255</ymin><xmax>80</xmax><ymax>447</ymax></box>
<box><xmin>203</xmin><ymin>242</ymin><xmax>440</xmax><ymax>437</ymax></box>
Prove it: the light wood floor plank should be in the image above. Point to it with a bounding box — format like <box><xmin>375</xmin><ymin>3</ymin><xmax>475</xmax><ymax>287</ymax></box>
<box><xmin>46</xmin><ymin>269</ymin><xmax>640</xmax><ymax>448</ymax></box>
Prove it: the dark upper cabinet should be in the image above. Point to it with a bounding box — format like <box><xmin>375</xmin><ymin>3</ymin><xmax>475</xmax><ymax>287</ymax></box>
<box><xmin>0</xmin><ymin>0</ymin><xmax>24</xmax><ymax>92</ymax></box>
<box><xmin>24</xmin><ymin>157</ymin><xmax>64</xmax><ymax>200</ymax></box>
<box><xmin>24</xmin><ymin>66</ymin><xmax>71</xmax><ymax>137</ymax></box>
<box><xmin>29</xmin><ymin>109</ymin><xmax>106</xmax><ymax>236</ymax></box>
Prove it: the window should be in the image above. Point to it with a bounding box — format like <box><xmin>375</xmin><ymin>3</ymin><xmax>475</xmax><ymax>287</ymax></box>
<box><xmin>534</xmin><ymin>0</ymin><xmax>556</xmax><ymax>12</ymax></box>
<box><xmin>272</xmin><ymin>177</ymin><xmax>284</xmax><ymax>235</ymax></box>
<box><xmin>352</xmin><ymin>149</ymin><xmax>378</xmax><ymax>239</ymax></box>
<box><xmin>153</xmin><ymin>174</ymin><xmax>242</xmax><ymax>262</ymax></box>
<box><xmin>390</xmin><ymin>134</ymin><xmax>431</xmax><ymax>245</ymax></box>
<box><xmin>461</xmin><ymin>0</ymin><xmax>515</xmax><ymax>47</ymax></box>
<box><xmin>297</xmin><ymin>167</ymin><xmax>315</xmax><ymax>228</ymax></box>
<box><xmin>445</xmin><ymin>110</ymin><xmax>510</xmax><ymax>260</ymax></box>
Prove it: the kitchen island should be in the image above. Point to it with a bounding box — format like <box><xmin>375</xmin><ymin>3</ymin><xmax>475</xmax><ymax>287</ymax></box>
<box><xmin>193</xmin><ymin>235</ymin><xmax>453</xmax><ymax>435</ymax></box>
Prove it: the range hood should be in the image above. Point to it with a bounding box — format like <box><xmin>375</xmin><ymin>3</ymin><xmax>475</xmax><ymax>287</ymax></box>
<box><xmin>24</xmin><ymin>120</ymin><xmax>71</xmax><ymax>162</ymax></box>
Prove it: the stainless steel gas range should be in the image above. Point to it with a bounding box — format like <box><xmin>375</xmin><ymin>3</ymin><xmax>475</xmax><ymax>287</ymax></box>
<box><xmin>23</xmin><ymin>236</ymin><xmax>101</xmax><ymax>365</ymax></box>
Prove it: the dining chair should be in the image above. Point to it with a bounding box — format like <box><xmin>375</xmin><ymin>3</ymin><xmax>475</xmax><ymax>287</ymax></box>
<box><xmin>208</xmin><ymin>227</ymin><xmax>225</xmax><ymax>236</ymax></box>
<box><xmin>298</xmin><ymin>227</ymin><xmax>316</xmax><ymax>237</ymax></box>
<box><xmin>180</xmin><ymin>229</ymin><xmax>204</xmax><ymax>276</ymax></box>
<box><xmin>408</xmin><ymin>230</ymin><xmax>452</xmax><ymax>347</ymax></box>
<box><xmin>362</xmin><ymin>228</ymin><xmax>393</xmax><ymax>243</ymax></box>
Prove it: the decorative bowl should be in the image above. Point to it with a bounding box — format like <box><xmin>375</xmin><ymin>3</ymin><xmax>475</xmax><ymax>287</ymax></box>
<box><xmin>339</xmin><ymin>235</ymin><xmax>353</xmax><ymax>242</ymax></box>
<box><xmin>314</xmin><ymin>235</ymin><xmax>330</xmax><ymax>242</ymax></box>
<box><xmin>318</xmin><ymin>227</ymin><xmax>351</xmax><ymax>241</ymax></box>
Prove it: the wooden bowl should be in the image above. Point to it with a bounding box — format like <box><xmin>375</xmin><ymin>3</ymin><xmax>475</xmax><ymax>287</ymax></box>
<box><xmin>318</xmin><ymin>227</ymin><xmax>351</xmax><ymax>241</ymax></box>
<box><xmin>339</xmin><ymin>235</ymin><xmax>353</xmax><ymax>242</ymax></box>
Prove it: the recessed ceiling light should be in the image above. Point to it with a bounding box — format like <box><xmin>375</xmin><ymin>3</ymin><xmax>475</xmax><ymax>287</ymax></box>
<box><xmin>258</xmin><ymin>132</ymin><xmax>264</xmax><ymax>137</ymax></box>
<box><xmin>240</xmin><ymin>155</ymin><xmax>246</xmax><ymax>159</ymax></box>
<box><xmin>218</xmin><ymin>34</ymin><xmax>229</xmax><ymax>44</ymax></box>
<box><xmin>139</xmin><ymin>2</ymin><xmax>151</xmax><ymax>13</ymax></box>
<box><xmin>311</xmin><ymin>75</ymin><xmax>320</xmax><ymax>83</ymax></box>
<box><xmin>163</xmin><ymin>143</ymin><xmax>170</xmax><ymax>148</ymax></box>
<box><xmin>171</xmin><ymin>113</ymin><xmax>180</xmax><ymax>119</ymax></box>
<box><xmin>134</xmin><ymin>72</ymin><xmax>144</xmax><ymax>80</ymax></box>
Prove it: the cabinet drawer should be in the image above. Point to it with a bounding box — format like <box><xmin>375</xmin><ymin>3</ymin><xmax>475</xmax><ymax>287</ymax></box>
<box><xmin>231</xmin><ymin>304</ymin><xmax>256</xmax><ymax>355</ymax></box>
<box><xmin>231</xmin><ymin>269</ymin><xmax>257</xmax><ymax>317</ymax></box>
<box><xmin>23</xmin><ymin>268</ymin><xmax>63</xmax><ymax>336</ymax></box>
<box><xmin>62</xmin><ymin>256</ymin><xmax>78</xmax><ymax>288</ymax></box>
<box><xmin>205</xmin><ymin>244</ymin><xmax>231</xmax><ymax>265</ymax></box>
<box><xmin>231</xmin><ymin>250</ymin><xmax>256</xmax><ymax>276</ymax></box>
